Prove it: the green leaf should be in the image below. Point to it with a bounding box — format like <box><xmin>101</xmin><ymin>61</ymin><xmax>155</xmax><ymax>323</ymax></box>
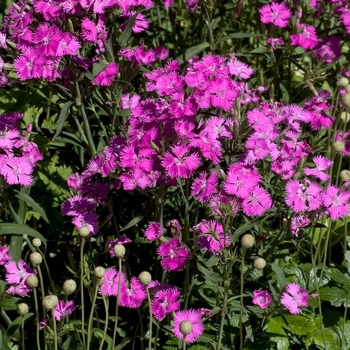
<box><xmin>0</xmin><ymin>223</ymin><xmax>47</xmax><ymax>250</ymax></box>
<box><xmin>0</xmin><ymin>297</ymin><xmax>21</xmax><ymax>311</ymax></box>
<box><xmin>197</xmin><ymin>263</ymin><xmax>222</xmax><ymax>282</ymax></box>
<box><xmin>279</xmin><ymin>83</ymin><xmax>290</xmax><ymax>103</ymax></box>
<box><xmin>271</xmin><ymin>262</ymin><xmax>287</xmax><ymax>290</ymax></box>
<box><xmin>178</xmin><ymin>42</ymin><xmax>210</xmax><ymax>63</ymax></box>
<box><xmin>15</xmin><ymin>191</ymin><xmax>50</xmax><ymax>224</ymax></box>
<box><xmin>119</xmin><ymin>216</ymin><xmax>142</xmax><ymax>232</ymax></box>
<box><xmin>231</xmin><ymin>220</ymin><xmax>258</xmax><ymax>241</ymax></box>
<box><xmin>284</xmin><ymin>315</ymin><xmax>317</xmax><ymax>335</ymax></box>
<box><xmin>92</xmin><ymin>328</ymin><xmax>114</xmax><ymax>349</ymax></box>
<box><xmin>9</xmin><ymin>235</ymin><xmax>23</xmax><ymax>262</ymax></box>
<box><xmin>250</xmin><ymin>46</ymin><xmax>269</xmax><ymax>54</ymax></box>
<box><xmin>52</xmin><ymin>101</ymin><xmax>74</xmax><ymax>142</ymax></box>
<box><xmin>326</xmin><ymin>268</ymin><xmax>350</xmax><ymax>287</ymax></box>
<box><xmin>5</xmin><ymin>313</ymin><xmax>34</xmax><ymax>339</ymax></box>
<box><xmin>92</xmin><ymin>61</ymin><xmax>109</xmax><ymax>78</ymax></box>
<box><xmin>320</xmin><ymin>286</ymin><xmax>350</xmax><ymax>307</ymax></box>
<box><xmin>118</xmin><ymin>14</ymin><xmax>138</xmax><ymax>47</ymax></box>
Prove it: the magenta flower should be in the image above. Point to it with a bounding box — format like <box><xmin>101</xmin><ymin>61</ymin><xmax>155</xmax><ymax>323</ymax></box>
<box><xmin>56</xmin><ymin>33</ymin><xmax>81</xmax><ymax>56</ymax></box>
<box><xmin>152</xmin><ymin>287</ymin><xmax>181</xmax><ymax>320</ymax></box>
<box><xmin>208</xmin><ymin>78</ymin><xmax>238</xmax><ymax>111</ymax></box>
<box><xmin>191</xmin><ymin>171</ymin><xmax>218</xmax><ymax>203</ymax></box>
<box><xmin>242</xmin><ymin>186</ymin><xmax>272</xmax><ymax>216</ymax></box>
<box><xmin>158</xmin><ymin>237</ymin><xmax>190</xmax><ymax>272</ymax></box>
<box><xmin>323</xmin><ymin>184</ymin><xmax>350</xmax><ymax>219</ymax></box>
<box><xmin>14</xmin><ymin>48</ymin><xmax>45</xmax><ymax>80</ymax></box>
<box><xmin>1</xmin><ymin>156</ymin><xmax>34</xmax><ymax>186</ymax></box>
<box><xmin>5</xmin><ymin>260</ymin><xmax>35</xmax><ymax>285</ymax></box>
<box><xmin>161</xmin><ymin>143</ymin><xmax>200</xmax><ymax>179</ymax></box>
<box><xmin>107</xmin><ymin>236</ymin><xmax>132</xmax><ymax>258</ymax></box>
<box><xmin>194</xmin><ymin>220</ymin><xmax>231</xmax><ymax>255</ymax></box>
<box><xmin>173</xmin><ymin>309</ymin><xmax>204</xmax><ymax>343</ymax></box>
<box><xmin>314</xmin><ymin>35</ymin><xmax>341</xmax><ymax>63</ymax></box>
<box><xmin>0</xmin><ymin>245</ymin><xmax>11</xmax><ymax>265</ymax></box>
<box><xmin>252</xmin><ymin>290</ymin><xmax>272</xmax><ymax>309</ymax></box>
<box><xmin>290</xmin><ymin>215</ymin><xmax>310</xmax><ymax>237</ymax></box>
<box><xmin>54</xmin><ymin>300</ymin><xmax>76</xmax><ymax>321</ymax></box>
<box><xmin>100</xmin><ymin>269</ymin><xmax>125</xmax><ymax>296</ymax></box>
<box><xmin>281</xmin><ymin>283</ymin><xmax>309</xmax><ymax>314</ymax></box>
<box><xmin>304</xmin><ymin>155</ymin><xmax>333</xmax><ymax>181</ymax></box>
<box><xmin>290</xmin><ymin>24</ymin><xmax>319</xmax><ymax>50</ymax></box>
<box><xmin>259</xmin><ymin>2</ymin><xmax>292</xmax><ymax>28</ymax></box>
<box><xmin>119</xmin><ymin>277</ymin><xmax>147</xmax><ymax>308</ymax></box>
<box><xmin>228</xmin><ymin>58</ymin><xmax>254</xmax><ymax>79</ymax></box>
<box><xmin>144</xmin><ymin>222</ymin><xmax>163</xmax><ymax>241</ymax></box>
<box><xmin>267</xmin><ymin>37</ymin><xmax>284</xmax><ymax>49</ymax></box>
<box><xmin>93</xmin><ymin>63</ymin><xmax>119</xmax><ymax>87</ymax></box>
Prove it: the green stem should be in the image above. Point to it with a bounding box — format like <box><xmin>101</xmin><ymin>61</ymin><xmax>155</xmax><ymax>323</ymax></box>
<box><xmin>98</xmin><ymin>292</ymin><xmax>109</xmax><ymax>350</ymax></box>
<box><xmin>113</xmin><ymin>257</ymin><xmax>123</xmax><ymax>348</ymax></box>
<box><xmin>52</xmin><ymin>310</ymin><xmax>58</xmax><ymax>350</ymax></box>
<box><xmin>239</xmin><ymin>250</ymin><xmax>246</xmax><ymax>350</ymax></box>
<box><xmin>33</xmin><ymin>288</ymin><xmax>41</xmax><ymax>350</ymax></box>
<box><xmin>147</xmin><ymin>287</ymin><xmax>153</xmax><ymax>350</ymax></box>
<box><xmin>21</xmin><ymin>316</ymin><xmax>25</xmax><ymax>350</ymax></box>
<box><xmin>87</xmin><ymin>284</ymin><xmax>98</xmax><ymax>350</ymax></box>
<box><xmin>182</xmin><ymin>340</ymin><xmax>186</xmax><ymax>350</ymax></box>
<box><xmin>80</xmin><ymin>238</ymin><xmax>86</xmax><ymax>350</ymax></box>
<box><xmin>37</xmin><ymin>265</ymin><xmax>48</xmax><ymax>350</ymax></box>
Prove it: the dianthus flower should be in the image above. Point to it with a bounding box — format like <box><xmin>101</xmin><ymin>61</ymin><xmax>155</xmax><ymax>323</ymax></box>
<box><xmin>107</xmin><ymin>236</ymin><xmax>132</xmax><ymax>258</ymax></box>
<box><xmin>194</xmin><ymin>220</ymin><xmax>231</xmax><ymax>254</ymax></box>
<box><xmin>0</xmin><ymin>245</ymin><xmax>11</xmax><ymax>265</ymax></box>
<box><xmin>191</xmin><ymin>171</ymin><xmax>218</xmax><ymax>203</ymax></box>
<box><xmin>208</xmin><ymin>78</ymin><xmax>238</xmax><ymax>111</ymax></box>
<box><xmin>314</xmin><ymin>35</ymin><xmax>341</xmax><ymax>63</ymax></box>
<box><xmin>92</xmin><ymin>63</ymin><xmax>119</xmax><ymax>87</ymax></box>
<box><xmin>252</xmin><ymin>290</ymin><xmax>272</xmax><ymax>309</ymax></box>
<box><xmin>304</xmin><ymin>155</ymin><xmax>332</xmax><ymax>181</ymax></box>
<box><xmin>54</xmin><ymin>300</ymin><xmax>76</xmax><ymax>321</ymax></box>
<box><xmin>266</xmin><ymin>37</ymin><xmax>284</xmax><ymax>49</ymax></box>
<box><xmin>323</xmin><ymin>184</ymin><xmax>350</xmax><ymax>219</ymax></box>
<box><xmin>152</xmin><ymin>287</ymin><xmax>181</xmax><ymax>320</ymax></box>
<box><xmin>158</xmin><ymin>237</ymin><xmax>190</xmax><ymax>272</ymax></box>
<box><xmin>281</xmin><ymin>282</ymin><xmax>309</xmax><ymax>314</ymax></box>
<box><xmin>172</xmin><ymin>309</ymin><xmax>204</xmax><ymax>343</ymax></box>
<box><xmin>144</xmin><ymin>222</ymin><xmax>163</xmax><ymax>241</ymax></box>
<box><xmin>100</xmin><ymin>268</ymin><xmax>125</xmax><ymax>296</ymax></box>
<box><xmin>119</xmin><ymin>277</ymin><xmax>147</xmax><ymax>308</ymax></box>
<box><xmin>228</xmin><ymin>57</ymin><xmax>254</xmax><ymax>79</ymax></box>
<box><xmin>290</xmin><ymin>215</ymin><xmax>310</xmax><ymax>237</ymax></box>
<box><xmin>5</xmin><ymin>260</ymin><xmax>35</xmax><ymax>285</ymax></box>
<box><xmin>290</xmin><ymin>24</ymin><xmax>319</xmax><ymax>50</ymax></box>
<box><xmin>242</xmin><ymin>186</ymin><xmax>272</xmax><ymax>216</ymax></box>
<box><xmin>14</xmin><ymin>48</ymin><xmax>45</xmax><ymax>80</ymax></box>
<box><xmin>259</xmin><ymin>2</ymin><xmax>292</xmax><ymax>28</ymax></box>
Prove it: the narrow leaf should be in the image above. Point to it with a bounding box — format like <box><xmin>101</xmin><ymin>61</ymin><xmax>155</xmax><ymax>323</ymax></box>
<box><xmin>271</xmin><ymin>262</ymin><xmax>287</xmax><ymax>290</ymax></box>
<box><xmin>118</xmin><ymin>14</ymin><xmax>138</xmax><ymax>47</ymax></box>
<box><xmin>9</xmin><ymin>235</ymin><xmax>23</xmax><ymax>262</ymax></box>
<box><xmin>52</xmin><ymin>101</ymin><xmax>73</xmax><ymax>142</ymax></box>
<box><xmin>178</xmin><ymin>42</ymin><xmax>209</xmax><ymax>63</ymax></box>
<box><xmin>119</xmin><ymin>216</ymin><xmax>142</xmax><ymax>232</ymax></box>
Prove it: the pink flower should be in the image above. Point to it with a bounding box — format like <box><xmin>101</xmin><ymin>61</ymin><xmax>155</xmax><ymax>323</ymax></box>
<box><xmin>93</xmin><ymin>63</ymin><xmax>119</xmax><ymax>87</ymax></box>
<box><xmin>314</xmin><ymin>35</ymin><xmax>341</xmax><ymax>63</ymax></box>
<box><xmin>242</xmin><ymin>187</ymin><xmax>272</xmax><ymax>216</ymax></box>
<box><xmin>119</xmin><ymin>277</ymin><xmax>147</xmax><ymax>308</ymax></box>
<box><xmin>54</xmin><ymin>300</ymin><xmax>76</xmax><ymax>321</ymax></box>
<box><xmin>304</xmin><ymin>155</ymin><xmax>333</xmax><ymax>181</ymax></box>
<box><xmin>259</xmin><ymin>2</ymin><xmax>292</xmax><ymax>28</ymax></box>
<box><xmin>14</xmin><ymin>48</ymin><xmax>45</xmax><ymax>80</ymax></box>
<box><xmin>290</xmin><ymin>215</ymin><xmax>310</xmax><ymax>237</ymax></box>
<box><xmin>290</xmin><ymin>24</ymin><xmax>318</xmax><ymax>50</ymax></box>
<box><xmin>107</xmin><ymin>236</ymin><xmax>132</xmax><ymax>258</ymax></box>
<box><xmin>0</xmin><ymin>245</ymin><xmax>11</xmax><ymax>265</ymax></box>
<box><xmin>5</xmin><ymin>260</ymin><xmax>35</xmax><ymax>285</ymax></box>
<box><xmin>152</xmin><ymin>287</ymin><xmax>181</xmax><ymax>320</ymax></box>
<box><xmin>228</xmin><ymin>58</ymin><xmax>254</xmax><ymax>79</ymax></box>
<box><xmin>161</xmin><ymin>143</ymin><xmax>200</xmax><ymax>179</ymax></box>
<box><xmin>39</xmin><ymin>318</ymin><xmax>48</xmax><ymax>330</ymax></box>
<box><xmin>208</xmin><ymin>78</ymin><xmax>238</xmax><ymax>111</ymax></box>
<box><xmin>252</xmin><ymin>290</ymin><xmax>272</xmax><ymax>309</ymax></box>
<box><xmin>191</xmin><ymin>171</ymin><xmax>218</xmax><ymax>203</ymax></box>
<box><xmin>144</xmin><ymin>222</ymin><xmax>163</xmax><ymax>241</ymax></box>
<box><xmin>172</xmin><ymin>309</ymin><xmax>204</xmax><ymax>343</ymax></box>
<box><xmin>194</xmin><ymin>220</ymin><xmax>231</xmax><ymax>254</ymax></box>
<box><xmin>56</xmin><ymin>33</ymin><xmax>81</xmax><ymax>56</ymax></box>
<box><xmin>323</xmin><ymin>184</ymin><xmax>350</xmax><ymax>219</ymax></box>
<box><xmin>158</xmin><ymin>237</ymin><xmax>190</xmax><ymax>271</ymax></box>
<box><xmin>281</xmin><ymin>282</ymin><xmax>309</xmax><ymax>314</ymax></box>
<box><xmin>266</xmin><ymin>37</ymin><xmax>284</xmax><ymax>49</ymax></box>
<box><xmin>100</xmin><ymin>268</ymin><xmax>125</xmax><ymax>296</ymax></box>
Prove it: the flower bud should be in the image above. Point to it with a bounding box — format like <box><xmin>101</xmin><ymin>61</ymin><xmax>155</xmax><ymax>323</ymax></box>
<box><xmin>179</xmin><ymin>320</ymin><xmax>193</xmax><ymax>336</ymax></box>
<box><xmin>114</xmin><ymin>244</ymin><xmax>125</xmax><ymax>258</ymax></box>
<box><xmin>340</xmin><ymin>170</ymin><xmax>350</xmax><ymax>182</ymax></box>
<box><xmin>332</xmin><ymin>141</ymin><xmax>345</xmax><ymax>153</ymax></box>
<box><xmin>345</xmin><ymin>85</ymin><xmax>350</xmax><ymax>93</ymax></box>
<box><xmin>42</xmin><ymin>295</ymin><xmax>58</xmax><ymax>310</ymax></box>
<box><xmin>93</xmin><ymin>266</ymin><xmax>106</xmax><ymax>279</ymax></box>
<box><xmin>240</xmin><ymin>234</ymin><xmax>255</xmax><ymax>249</ymax></box>
<box><xmin>79</xmin><ymin>225</ymin><xmax>90</xmax><ymax>237</ymax></box>
<box><xmin>26</xmin><ymin>275</ymin><xmax>39</xmax><ymax>288</ymax></box>
<box><xmin>254</xmin><ymin>257</ymin><xmax>267</xmax><ymax>270</ymax></box>
<box><xmin>93</xmin><ymin>275</ymin><xmax>104</xmax><ymax>286</ymax></box>
<box><xmin>17</xmin><ymin>303</ymin><xmax>29</xmax><ymax>316</ymax></box>
<box><xmin>337</xmin><ymin>77</ymin><xmax>349</xmax><ymax>87</ymax></box>
<box><xmin>138</xmin><ymin>271</ymin><xmax>152</xmax><ymax>286</ymax></box>
<box><xmin>341</xmin><ymin>111</ymin><xmax>350</xmax><ymax>123</ymax></box>
<box><xmin>32</xmin><ymin>238</ymin><xmax>42</xmax><ymax>248</ymax></box>
<box><xmin>30</xmin><ymin>252</ymin><xmax>42</xmax><ymax>266</ymax></box>
<box><xmin>341</xmin><ymin>93</ymin><xmax>350</xmax><ymax>108</ymax></box>
<box><xmin>62</xmin><ymin>279</ymin><xmax>77</xmax><ymax>295</ymax></box>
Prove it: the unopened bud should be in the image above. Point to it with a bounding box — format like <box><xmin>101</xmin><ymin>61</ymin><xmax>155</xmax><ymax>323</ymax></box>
<box><xmin>62</xmin><ymin>279</ymin><xmax>77</xmax><ymax>295</ymax></box>
<box><xmin>345</xmin><ymin>85</ymin><xmax>350</xmax><ymax>93</ymax></box>
<box><xmin>138</xmin><ymin>271</ymin><xmax>152</xmax><ymax>286</ymax></box>
<box><xmin>93</xmin><ymin>266</ymin><xmax>106</xmax><ymax>279</ymax></box>
<box><xmin>17</xmin><ymin>303</ymin><xmax>29</xmax><ymax>316</ymax></box>
<box><xmin>114</xmin><ymin>244</ymin><xmax>125</xmax><ymax>258</ymax></box>
<box><xmin>340</xmin><ymin>170</ymin><xmax>350</xmax><ymax>182</ymax></box>
<box><xmin>26</xmin><ymin>275</ymin><xmax>39</xmax><ymax>288</ymax></box>
<box><xmin>79</xmin><ymin>225</ymin><xmax>90</xmax><ymax>237</ymax></box>
<box><xmin>240</xmin><ymin>234</ymin><xmax>255</xmax><ymax>249</ymax></box>
<box><xmin>332</xmin><ymin>141</ymin><xmax>345</xmax><ymax>153</ymax></box>
<box><xmin>32</xmin><ymin>238</ymin><xmax>42</xmax><ymax>248</ymax></box>
<box><xmin>30</xmin><ymin>252</ymin><xmax>42</xmax><ymax>266</ymax></box>
<box><xmin>337</xmin><ymin>77</ymin><xmax>349</xmax><ymax>87</ymax></box>
<box><xmin>254</xmin><ymin>257</ymin><xmax>267</xmax><ymax>270</ymax></box>
<box><xmin>42</xmin><ymin>295</ymin><xmax>58</xmax><ymax>310</ymax></box>
<box><xmin>341</xmin><ymin>93</ymin><xmax>350</xmax><ymax>108</ymax></box>
<box><xmin>179</xmin><ymin>320</ymin><xmax>193</xmax><ymax>336</ymax></box>
<box><xmin>341</xmin><ymin>111</ymin><xmax>350</xmax><ymax>123</ymax></box>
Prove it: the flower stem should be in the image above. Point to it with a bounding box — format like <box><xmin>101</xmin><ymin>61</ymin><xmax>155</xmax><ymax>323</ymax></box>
<box><xmin>147</xmin><ymin>287</ymin><xmax>153</xmax><ymax>350</ymax></box>
<box><xmin>182</xmin><ymin>340</ymin><xmax>186</xmax><ymax>350</ymax></box>
<box><xmin>240</xmin><ymin>250</ymin><xmax>246</xmax><ymax>350</ymax></box>
<box><xmin>87</xmin><ymin>284</ymin><xmax>98</xmax><ymax>350</ymax></box>
<box><xmin>98</xmin><ymin>292</ymin><xmax>109</xmax><ymax>350</ymax></box>
<box><xmin>33</xmin><ymin>288</ymin><xmax>41</xmax><ymax>350</ymax></box>
<box><xmin>21</xmin><ymin>316</ymin><xmax>25</xmax><ymax>350</ymax></box>
<box><xmin>52</xmin><ymin>310</ymin><xmax>58</xmax><ymax>350</ymax></box>
<box><xmin>113</xmin><ymin>257</ymin><xmax>123</xmax><ymax>348</ymax></box>
<box><xmin>80</xmin><ymin>238</ymin><xmax>86</xmax><ymax>350</ymax></box>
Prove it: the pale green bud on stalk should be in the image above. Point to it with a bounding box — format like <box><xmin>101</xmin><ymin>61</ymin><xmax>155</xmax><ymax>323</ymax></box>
<box><xmin>42</xmin><ymin>295</ymin><xmax>58</xmax><ymax>310</ymax></box>
<box><xmin>337</xmin><ymin>77</ymin><xmax>349</xmax><ymax>87</ymax></box>
<box><xmin>341</xmin><ymin>111</ymin><xmax>350</xmax><ymax>123</ymax></box>
<box><xmin>341</xmin><ymin>93</ymin><xmax>350</xmax><ymax>108</ymax></box>
<box><xmin>114</xmin><ymin>244</ymin><xmax>126</xmax><ymax>258</ymax></box>
<box><xmin>94</xmin><ymin>266</ymin><xmax>106</xmax><ymax>278</ymax></box>
<box><xmin>79</xmin><ymin>225</ymin><xmax>90</xmax><ymax>237</ymax></box>
<box><xmin>138</xmin><ymin>271</ymin><xmax>152</xmax><ymax>286</ymax></box>
<box><xmin>345</xmin><ymin>85</ymin><xmax>350</xmax><ymax>93</ymax></box>
<box><xmin>17</xmin><ymin>303</ymin><xmax>29</xmax><ymax>316</ymax></box>
<box><xmin>32</xmin><ymin>238</ymin><xmax>42</xmax><ymax>248</ymax></box>
<box><xmin>332</xmin><ymin>141</ymin><xmax>345</xmax><ymax>153</ymax></box>
<box><xmin>340</xmin><ymin>170</ymin><xmax>350</xmax><ymax>182</ymax></box>
<box><xmin>179</xmin><ymin>321</ymin><xmax>193</xmax><ymax>336</ymax></box>
<box><xmin>62</xmin><ymin>279</ymin><xmax>77</xmax><ymax>295</ymax></box>
<box><xmin>254</xmin><ymin>257</ymin><xmax>267</xmax><ymax>270</ymax></box>
<box><xmin>240</xmin><ymin>234</ymin><xmax>255</xmax><ymax>249</ymax></box>
<box><xmin>30</xmin><ymin>252</ymin><xmax>42</xmax><ymax>266</ymax></box>
<box><xmin>26</xmin><ymin>275</ymin><xmax>39</xmax><ymax>288</ymax></box>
